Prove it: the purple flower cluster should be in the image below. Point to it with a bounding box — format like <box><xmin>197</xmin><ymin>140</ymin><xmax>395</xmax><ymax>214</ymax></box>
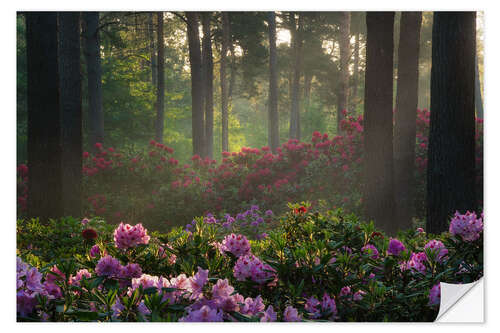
<box><xmin>17</xmin><ymin>257</ymin><xmax>54</xmax><ymax>316</ymax></box>
<box><xmin>221</xmin><ymin>233</ymin><xmax>251</xmax><ymax>257</ymax></box>
<box><xmin>113</xmin><ymin>222</ymin><xmax>151</xmax><ymax>250</ymax></box>
<box><xmin>449</xmin><ymin>211</ymin><xmax>483</xmax><ymax>242</ymax></box>
<box><xmin>405</xmin><ymin>252</ymin><xmax>428</xmax><ymax>274</ymax></box>
<box><xmin>428</xmin><ymin>283</ymin><xmax>441</xmax><ymax>306</ymax></box>
<box><xmin>233</xmin><ymin>254</ymin><xmax>276</xmax><ymax>284</ymax></box>
<box><xmin>387</xmin><ymin>238</ymin><xmax>406</xmax><ymax>256</ymax></box>
<box><xmin>95</xmin><ymin>255</ymin><xmax>123</xmax><ymax>277</ymax></box>
<box><xmin>305</xmin><ymin>293</ymin><xmax>337</xmax><ymax>319</ymax></box>
<box><xmin>361</xmin><ymin>244</ymin><xmax>379</xmax><ymax>259</ymax></box>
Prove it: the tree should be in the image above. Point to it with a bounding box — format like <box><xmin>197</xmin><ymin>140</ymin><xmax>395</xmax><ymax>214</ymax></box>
<box><xmin>289</xmin><ymin>13</ymin><xmax>304</xmax><ymax>141</ymax></box>
<box><xmin>155</xmin><ymin>12</ymin><xmax>165</xmax><ymax>143</ymax></box>
<box><xmin>220</xmin><ymin>12</ymin><xmax>230</xmax><ymax>153</ymax></box>
<box><xmin>59</xmin><ymin>12</ymin><xmax>83</xmax><ymax>218</ymax></box>
<box><xmin>202</xmin><ymin>12</ymin><xmax>214</xmax><ymax>158</ymax></box>
<box><xmin>427</xmin><ymin>12</ymin><xmax>477</xmax><ymax>234</ymax></box>
<box><xmin>83</xmin><ymin>12</ymin><xmax>105</xmax><ymax>151</ymax></box>
<box><xmin>394</xmin><ymin>12</ymin><xmax>422</xmax><ymax>231</ymax></box>
<box><xmin>148</xmin><ymin>13</ymin><xmax>158</xmax><ymax>88</ymax></box>
<box><xmin>186</xmin><ymin>12</ymin><xmax>205</xmax><ymax>156</ymax></box>
<box><xmin>363</xmin><ymin>12</ymin><xmax>396</xmax><ymax>234</ymax></box>
<box><xmin>26</xmin><ymin>12</ymin><xmax>63</xmax><ymax>220</ymax></box>
<box><xmin>475</xmin><ymin>53</ymin><xmax>484</xmax><ymax>119</ymax></box>
<box><xmin>337</xmin><ymin>12</ymin><xmax>350</xmax><ymax>131</ymax></box>
<box><xmin>267</xmin><ymin>11</ymin><xmax>280</xmax><ymax>153</ymax></box>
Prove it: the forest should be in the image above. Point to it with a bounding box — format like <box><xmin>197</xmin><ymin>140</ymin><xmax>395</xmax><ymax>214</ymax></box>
<box><xmin>16</xmin><ymin>11</ymin><xmax>483</xmax><ymax>322</ymax></box>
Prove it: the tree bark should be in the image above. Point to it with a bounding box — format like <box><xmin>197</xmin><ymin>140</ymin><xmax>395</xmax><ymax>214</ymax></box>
<box><xmin>351</xmin><ymin>32</ymin><xmax>360</xmax><ymax>111</ymax></box>
<box><xmin>148</xmin><ymin>13</ymin><xmax>157</xmax><ymax>88</ymax></box>
<box><xmin>363</xmin><ymin>12</ymin><xmax>396</xmax><ymax>234</ymax></box>
<box><xmin>427</xmin><ymin>12</ymin><xmax>477</xmax><ymax>234</ymax></box>
<box><xmin>155</xmin><ymin>12</ymin><xmax>165</xmax><ymax>143</ymax></box>
<box><xmin>58</xmin><ymin>12</ymin><xmax>83</xmax><ymax>218</ymax></box>
<box><xmin>26</xmin><ymin>12</ymin><xmax>63</xmax><ymax>221</ymax></box>
<box><xmin>337</xmin><ymin>12</ymin><xmax>351</xmax><ymax>132</ymax></box>
<box><xmin>289</xmin><ymin>13</ymin><xmax>303</xmax><ymax>141</ymax></box>
<box><xmin>393</xmin><ymin>12</ymin><xmax>422</xmax><ymax>231</ymax></box>
<box><xmin>202</xmin><ymin>12</ymin><xmax>214</xmax><ymax>158</ymax></box>
<box><xmin>221</xmin><ymin>12</ymin><xmax>230</xmax><ymax>153</ymax></box>
<box><xmin>267</xmin><ymin>11</ymin><xmax>280</xmax><ymax>153</ymax></box>
<box><xmin>83</xmin><ymin>12</ymin><xmax>104</xmax><ymax>152</ymax></box>
<box><xmin>475</xmin><ymin>53</ymin><xmax>484</xmax><ymax>119</ymax></box>
<box><xmin>186</xmin><ymin>12</ymin><xmax>205</xmax><ymax>156</ymax></box>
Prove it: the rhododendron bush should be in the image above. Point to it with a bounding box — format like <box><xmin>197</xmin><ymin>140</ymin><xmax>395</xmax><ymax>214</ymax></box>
<box><xmin>16</xmin><ymin>110</ymin><xmax>483</xmax><ymax>231</ymax></box>
<box><xmin>17</xmin><ymin>207</ymin><xmax>483</xmax><ymax>322</ymax></box>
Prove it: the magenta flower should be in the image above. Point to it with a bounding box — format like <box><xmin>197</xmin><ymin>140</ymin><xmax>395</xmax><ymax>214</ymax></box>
<box><xmin>233</xmin><ymin>254</ymin><xmax>276</xmax><ymax>284</ymax></box>
<box><xmin>241</xmin><ymin>295</ymin><xmax>265</xmax><ymax>316</ymax></box>
<box><xmin>113</xmin><ymin>222</ymin><xmax>151</xmax><ymax>250</ymax></box>
<box><xmin>95</xmin><ymin>255</ymin><xmax>122</xmax><ymax>277</ymax></box>
<box><xmin>25</xmin><ymin>267</ymin><xmax>44</xmax><ymax>293</ymax></box>
<box><xmin>305</xmin><ymin>296</ymin><xmax>320</xmax><ymax>318</ymax></box>
<box><xmin>321</xmin><ymin>293</ymin><xmax>337</xmax><ymax>319</ymax></box>
<box><xmin>188</xmin><ymin>267</ymin><xmax>209</xmax><ymax>299</ymax></box>
<box><xmin>407</xmin><ymin>252</ymin><xmax>427</xmax><ymax>274</ymax></box>
<box><xmin>17</xmin><ymin>290</ymin><xmax>38</xmax><ymax>316</ymax></box>
<box><xmin>120</xmin><ymin>263</ymin><xmax>143</xmax><ymax>279</ymax></box>
<box><xmin>387</xmin><ymin>238</ymin><xmax>406</xmax><ymax>256</ymax></box>
<box><xmin>211</xmin><ymin>278</ymin><xmax>235</xmax><ymax>298</ymax></box>
<box><xmin>89</xmin><ymin>244</ymin><xmax>100</xmax><ymax>258</ymax></box>
<box><xmin>70</xmin><ymin>269</ymin><xmax>92</xmax><ymax>287</ymax></box>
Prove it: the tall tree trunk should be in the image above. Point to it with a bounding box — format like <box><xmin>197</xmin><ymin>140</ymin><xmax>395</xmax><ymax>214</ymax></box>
<box><xmin>83</xmin><ymin>12</ymin><xmax>104</xmax><ymax>152</ymax></box>
<box><xmin>337</xmin><ymin>12</ymin><xmax>351</xmax><ymax>132</ymax></box>
<box><xmin>289</xmin><ymin>13</ymin><xmax>303</xmax><ymax>141</ymax></box>
<box><xmin>221</xmin><ymin>12</ymin><xmax>230</xmax><ymax>153</ymax></box>
<box><xmin>186</xmin><ymin>12</ymin><xmax>205</xmax><ymax>156</ymax></box>
<box><xmin>475</xmin><ymin>53</ymin><xmax>484</xmax><ymax>119</ymax></box>
<box><xmin>363</xmin><ymin>12</ymin><xmax>396</xmax><ymax>234</ymax></box>
<box><xmin>427</xmin><ymin>12</ymin><xmax>477</xmax><ymax>234</ymax></box>
<box><xmin>351</xmin><ymin>32</ymin><xmax>360</xmax><ymax>111</ymax></box>
<box><xmin>59</xmin><ymin>12</ymin><xmax>83</xmax><ymax>218</ymax></box>
<box><xmin>26</xmin><ymin>12</ymin><xmax>63</xmax><ymax>221</ymax></box>
<box><xmin>303</xmin><ymin>71</ymin><xmax>312</xmax><ymax>109</ymax></box>
<box><xmin>267</xmin><ymin>11</ymin><xmax>280</xmax><ymax>153</ymax></box>
<box><xmin>155</xmin><ymin>12</ymin><xmax>165</xmax><ymax>143</ymax></box>
<box><xmin>148</xmin><ymin>13</ymin><xmax>157</xmax><ymax>87</ymax></box>
<box><xmin>394</xmin><ymin>12</ymin><xmax>422</xmax><ymax>231</ymax></box>
<box><xmin>202</xmin><ymin>13</ymin><xmax>214</xmax><ymax>158</ymax></box>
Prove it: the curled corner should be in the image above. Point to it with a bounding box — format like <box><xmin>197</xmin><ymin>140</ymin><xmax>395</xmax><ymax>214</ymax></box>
<box><xmin>435</xmin><ymin>278</ymin><xmax>484</xmax><ymax>322</ymax></box>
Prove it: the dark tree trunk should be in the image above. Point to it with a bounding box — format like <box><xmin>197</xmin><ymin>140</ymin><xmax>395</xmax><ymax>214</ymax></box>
<box><xmin>394</xmin><ymin>12</ymin><xmax>422</xmax><ymax>231</ymax></box>
<box><xmin>427</xmin><ymin>12</ymin><xmax>477</xmax><ymax>234</ymax></box>
<box><xmin>26</xmin><ymin>12</ymin><xmax>63</xmax><ymax>221</ymax></box>
<box><xmin>267</xmin><ymin>11</ymin><xmax>280</xmax><ymax>153</ymax></box>
<box><xmin>475</xmin><ymin>54</ymin><xmax>484</xmax><ymax>119</ymax></box>
<box><xmin>148</xmin><ymin>13</ymin><xmax>157</xmax><ymax>87</ymax></box>
<box><xmin>155</xmin><ymin>12</ymin><xmax>165</xmax><ymax>143</ymax></box>
<box><xmin>202</xmin><ymin>12</ymin><xmax>214</xmax><ymax>158</ymax></box>
<box><xmin>58</xmin><ymin>12</ymin><xmax>83</xmax><ymax>218</ymax></box>
<box><xmin>363</xmin><ymin>12</ymin><xmax>396</xmax><ymax>234</ymax></box>
<box><xmin>303</xmin><ymin>71</ymin><xmax>312</xmax><ymax>109</ymax></box>
<box><xmin>83</xmin><ymin>12</ymin><xmax>104</xmax><ymax>152</ymax></box>
<box><xmin>351</xmin><ymin>32</ymin><xmax>360</xmax><ymax>111</ymax></box>
<box><xmin>337</xmin><ymin>11</ymin><xmax>351</xmax><ymax>131</ymax></box>
<box><xmin>186</xmin><ymin>12</ymin><xmax>205</xmax><ymax>156</ymax></box>
<box><xmin>221</xmin><ymin>12</ymin><xmax>230</xmax><ymax>153</ymax></box>
<box><xmin>289</xmin><ymin>13</ymin><xmax>303</xmax><ymax>141</ymax></box>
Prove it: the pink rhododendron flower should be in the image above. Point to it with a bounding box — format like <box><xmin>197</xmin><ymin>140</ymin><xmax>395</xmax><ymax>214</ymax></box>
<box><xmin>260</xmin><ymin>305</ymin><xmax>277</xmax><ymax>322</ymax></box>
<box><xmin>283</xmin><ymin>306</ymin><xmax>301</xmax><ymax>322</ymax></box>
<box><xmin>221</xmin><ymin>233</ymin><xmax>251</xmax><ymax>257</ymax></box>
<box><xmin>449</xmin><ymin>211</ymin><xmax>483</xmax><ymax>242</ymax></box>
<box><xmin>233</xmin><ymin>254</ymin><xmax>276</xmax><ymax>284</ymax></box>
<box><xmin>424</xmin><ymin>240</ymin><xmax>448</xmax><ymax>263</ymax></box>
<box><xmin>321</xmin><ymin>293</ymin><xmax>337</xmax><ymax>319</ymax></box>
<box><xmin>179</xmin><ymin>305</ymin><xmax>223</xmax><ymax>322</ymax></box>
<box><xmin>241</xmin><ymin>295</ymin><xmax>265</xmax><ymax>316</ymax></box>
<box><xmin>211</xmin><ymin>278</ymin><xmax>234</xmax><ymax>298</ymax></box>
<box><xmin>70</xmin><ymin>269</ymin><xmax>92</xmax><ymax>287</ymax></box>
<box><xmin>407</xmin><ymin>252</ymin><xmax>427</xmax><ymax>274</ymax></box>
<box><xmin>120</xmin><ymin>263</ymin><xmax>143</xmax><ymax>279</ymax></box>
<box><xmin>89</xmin><ymin>244</ymin><xmax>101</xmax><ymax>258</ymax></box>
<box><xmin>113</xmin><ymin>222</ymin><xmax>150</xmax><ymax>250</ymax></box>
<box><xmin>17</xmin><ymin>290</ymin><xmax>38</xmax><ymax>316</ymax></box>
<box><xmin>188</xmin><ymin>266</ymin><xmax>209</xmax><ymax>299</ymax></box>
